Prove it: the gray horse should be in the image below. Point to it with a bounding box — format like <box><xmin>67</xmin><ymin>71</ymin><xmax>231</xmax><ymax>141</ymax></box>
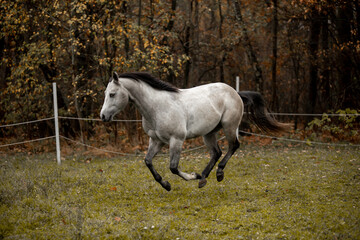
<box><xmin>100</xmin><ymin>72</ymin><xmax>287</xmax><ymax>191</ymax></box>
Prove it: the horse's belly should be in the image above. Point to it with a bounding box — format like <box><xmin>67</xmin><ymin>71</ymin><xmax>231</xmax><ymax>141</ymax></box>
<box><xmin>185</xmin><ymin>112</ymin><xmax>221</xmax><ymax>139</ymax></box>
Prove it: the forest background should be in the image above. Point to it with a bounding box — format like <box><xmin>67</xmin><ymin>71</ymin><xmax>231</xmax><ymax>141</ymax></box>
<box><xmin>1</xmin><ymin>0</ymin><xmax>359</xmax><ymax>150</ymax></box>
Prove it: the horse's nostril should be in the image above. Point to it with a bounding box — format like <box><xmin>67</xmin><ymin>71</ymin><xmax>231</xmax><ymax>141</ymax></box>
<box><xmin>101</xmin><ymin>114</ymin><xmax>105</xmax><ymax>121</ymax></box>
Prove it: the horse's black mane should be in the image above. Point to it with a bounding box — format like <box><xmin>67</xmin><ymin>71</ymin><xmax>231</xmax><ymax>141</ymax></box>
<box><xmin>117</xmin><ymin>72</ymin><xmax>179</xmax><ymax>92</ymax></box>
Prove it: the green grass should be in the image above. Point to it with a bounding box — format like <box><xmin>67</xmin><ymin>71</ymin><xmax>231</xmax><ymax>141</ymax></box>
<box><xmin>1</xmin><ymin>145</ymin><xmax>360</xmax><ymax>239</ymax></box>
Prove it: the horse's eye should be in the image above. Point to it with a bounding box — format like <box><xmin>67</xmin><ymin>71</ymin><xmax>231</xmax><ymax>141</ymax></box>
<box><xmin>109</xmin><ymin>93</ymin><xmax>115</xmax><ymax>98</ymax></box>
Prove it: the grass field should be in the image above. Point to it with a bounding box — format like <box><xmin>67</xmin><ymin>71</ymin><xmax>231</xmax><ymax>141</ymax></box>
<box><xmin>1</xmin><ymin>144</ymin><xmax>359</xmax><ymax>239</ymax></box>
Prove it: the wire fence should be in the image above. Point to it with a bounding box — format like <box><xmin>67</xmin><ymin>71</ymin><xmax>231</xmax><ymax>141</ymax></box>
<box><xmin>59</xmin><ymin>135</ymin><xmax>144</xmax><ymax>156</ymax></box>
<box><xmin>1</xmin><ymin>81</ymin><xmax>359</xmax><ymax>162</ymax></box>
<box><xmin>59</xmin><ymin>135</ymin><xmax>217</xmax><ymax>156</ymax></box>
<box><xmin>0</xmin><ymin>117</ymin><xmax>56</xmax><ymax>149</ymax></box>
<box><xmin>1</xmin><ymin>113</ymin><xmax>359</xmax><ymax>152</ymax></box>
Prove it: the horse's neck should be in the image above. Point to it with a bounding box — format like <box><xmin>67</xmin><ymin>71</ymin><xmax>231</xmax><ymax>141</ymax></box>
<box><xmin>122</xmin><ymin>78</ymin><xmax>163</xmax><ymax>122</ymax></box>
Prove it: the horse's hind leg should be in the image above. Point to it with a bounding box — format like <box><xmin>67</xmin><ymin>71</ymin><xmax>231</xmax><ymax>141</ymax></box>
<box><xmin>216</xmin><ymin>138</ymin><xmax>239</xmax><ymax>182</ymax></box>
<box><xmin>145</xmin><ymin>138</ymin><xmax>171</xmax><ymax>191</ymax></box>
<box><xmin>199</xmin><ymin>133</ymin><xmax>222</xmax><ymax>188</ymax></box>
<box><xmin>216</xmin><ymin>127</ymin><xmax>240</xmax><ymax>182</ymax></box>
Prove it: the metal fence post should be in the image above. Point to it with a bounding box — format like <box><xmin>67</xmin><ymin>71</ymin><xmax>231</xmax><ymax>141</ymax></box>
<box><xmin>236</xmin><ymin>76</ymin><xmax>240</xmax><ymax>92</ymax></box>
<box><xmin>53</xmin><ymin>82</ymin><xmax>61</xmax><ymax>165</ymax></box>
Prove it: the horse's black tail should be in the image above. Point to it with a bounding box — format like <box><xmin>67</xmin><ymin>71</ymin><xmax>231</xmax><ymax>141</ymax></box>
<box><xmin>238</xmin><ymin>91</ymin><xmax>290</xmax><ymax>133</ymax></box>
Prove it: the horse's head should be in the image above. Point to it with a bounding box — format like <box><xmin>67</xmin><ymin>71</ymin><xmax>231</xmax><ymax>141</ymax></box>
<box><xmin>100</xmin><ymin>72</ymin><xmax>130</xmax><ymax>122</ymax></box>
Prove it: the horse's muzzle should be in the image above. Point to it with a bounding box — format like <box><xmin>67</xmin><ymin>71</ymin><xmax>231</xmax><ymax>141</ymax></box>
<box><xmin>101</xmin><ymin>114</ymin><xmax>111</xmax><ymax>122</ymax></box>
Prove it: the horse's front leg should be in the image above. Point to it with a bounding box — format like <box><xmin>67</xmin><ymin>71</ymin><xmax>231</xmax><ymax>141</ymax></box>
<box><xmin>144</xmin><ymin>138</ymin><xmax>171</xmax><ymax>191</ymax></box>
<box><xmin>169</xmin><ymin>138</ymin><xmax>202</xmax><ymax>181</ymax></box>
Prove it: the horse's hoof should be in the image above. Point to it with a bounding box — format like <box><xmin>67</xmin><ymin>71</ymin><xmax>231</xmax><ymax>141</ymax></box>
<box><xmin>198</xmin><ymin>178</ymin><xmax>207</xmax><ymax>188</ymax></box>
<box><xmin>216</xmin><ymin>171</ymin><xmax>224</xmax><ymax>182</ymax></box>
<box><xmin>162</xmin><ymin>181</ymin><xmax>171</xmax><ymax>191</ymax></box>
<box><xmin>193</xmin><ymin>172</ymin><xmax>202</xmax><ymax>180</ymax></box>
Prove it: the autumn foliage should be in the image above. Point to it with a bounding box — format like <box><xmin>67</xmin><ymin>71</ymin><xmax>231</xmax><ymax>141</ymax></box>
<box><xmin>0</xmin><ymin>0</ymin><xmax>359</xmax><ymax>146</ymax></box>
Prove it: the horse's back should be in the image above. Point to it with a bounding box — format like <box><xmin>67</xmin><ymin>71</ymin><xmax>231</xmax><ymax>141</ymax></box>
<box><xmin>180</xmin><ymin>83</ymin><xmax>243</xmax><ymax>138</ymax></box>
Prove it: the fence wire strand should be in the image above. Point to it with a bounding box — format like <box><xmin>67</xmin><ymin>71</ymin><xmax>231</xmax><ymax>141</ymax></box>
<box><xmin>60</xmin><ymin>135</ymin><xmax>143</xmax><ymax>156</ymax></box>
<box><xmin>267</xmin><ymin>113</ymin><xmax>360</xmax><ymax>117</ymax></box>
<box><xmin>59</xmin><ymin>135</ymin><xmax>219</xmax><ymax>156</ymax></box>
<box><xmin>0</xmin><ymin>117</ymin><xmax>55</xmax><ymax>128</ymax></box>
<box><xmin>59</xmin><ymin>116</ymin><xmax>142</xmax><ymax>122</ymax></box>
<box><xmin>0</xmin><ymin>136</ymin><xmax>55</xmax><ymax>148</ymax></box>
<box><xmin>238</xmin><ymin>130</ymin><xmax>360</xmax><ymax>147</ymax></box>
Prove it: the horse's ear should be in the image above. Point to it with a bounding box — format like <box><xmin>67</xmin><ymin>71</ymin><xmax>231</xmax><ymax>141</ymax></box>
<box><xmin>112</xmin><ymin>72</ymin><xmax>119</xmax><ymax>83</ymax></box>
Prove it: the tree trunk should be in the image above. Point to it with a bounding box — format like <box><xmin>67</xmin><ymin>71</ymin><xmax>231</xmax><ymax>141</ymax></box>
<box><xmin>162</xmin><ymin>0</ymin><xmax>177</xmax><ymax>45</ymax></box>
<box><xmin>184</xmin><ymin>24</ymin><xmax>191</xmax><ymax>88</ymax></box>
<box><xmin>355</xmin><ymin>0</ymin><xmax>360</xmax><ymax>42</ymax></box>
<box><xmin>271</xmin><ymin>0</ymin><xmax>278</xmax><ymax>110</ymax></box>
<box><xmin>233</xmin><ymin>0</ymin><xmax>264</xmax><ymax>92</ymax></box>
<box><xmin>69</xmin><ymin>6</ymin><xmax>85</xmax><ymax>147</ymax></box>
<box><xmin>307</xmin><ymin>8</ymin><xmax>320</xmax><ymax>116</ymax></box>
<box><xmin>218</xmin><ymin>0</ymin><xmax>225</xmax><ymax>83</ymax></box>
<box><xmin>0</xmin><ymin>35</ymin><xmax>9</xmax><ymax>136</ymax></box>
<box><xmin>163</xmin><ymin>0</ymin><xmax>177</xmax><ymax>84</ymax></box>
<box><xmin>183</xmin><ymin>0</ymin><xmax>199</xmax><ymax>88</ymax></box>
<box><xmin>191</xmin><ymin>0</ymin><xmax>200</xmax><ymax>86</ymax></box>
<box><xmin>287</xmin><ymin>28</ymin><xmax>301</xmax><ymax>129</ymax></box>
<box><xmin>122</xmin><ymin>1</ymin><xmax>130</xmax><ymax>60</ymax></box>
<box><xmin>336</xmin><ymin>3</ymin><xmax>353</xmax><ymax>108</ymax></box>
<box><xmin>321</xmin><ymin>13</ymin><xmax>330</xmax><ymax>111</ymax></box>
<box><xmin>138</xmin><ymin>0</ymin><xmax>143</xmax><ymax>53</ymax></box>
